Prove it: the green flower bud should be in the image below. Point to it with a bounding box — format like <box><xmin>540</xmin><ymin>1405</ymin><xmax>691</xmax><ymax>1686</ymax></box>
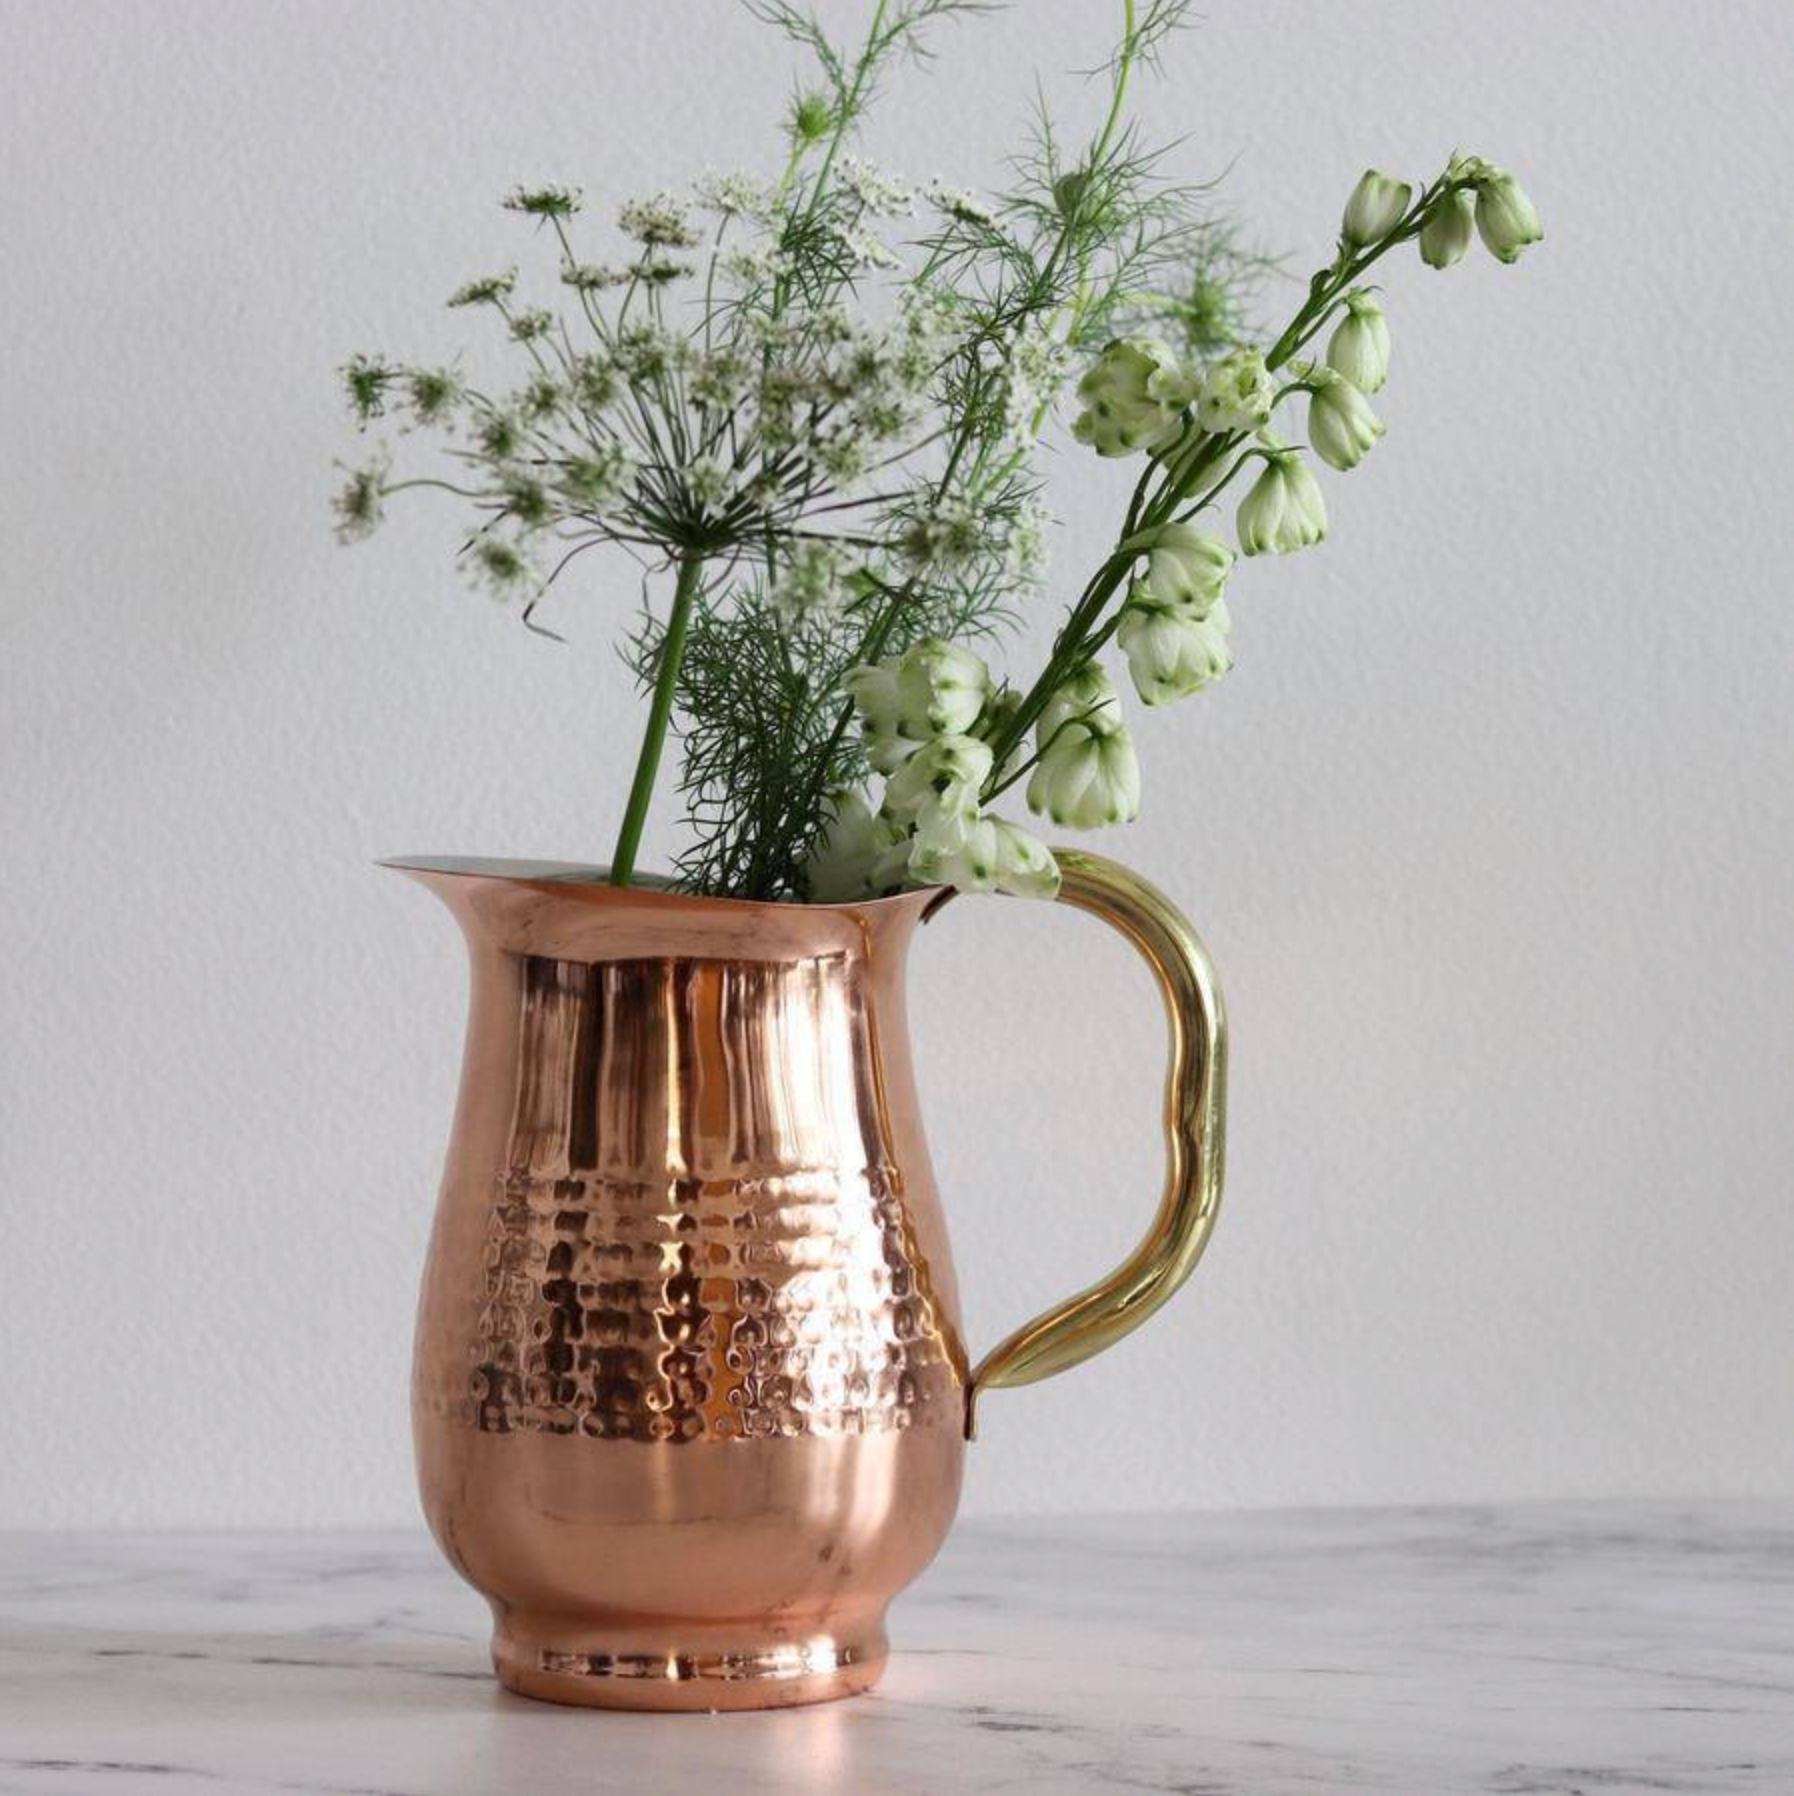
<box><xmin>1419</xmin><ymin>189</ymin><xmax>1476</xmax><ymax>270</ymax></box>
<box><xmin>1325</xmin><ymin>289</ymin><xmax>1390</xmax><ymax>394</ymax></box>
<box><xmin>1341</xmin><ymin>170</ymin><xmax>1413</xmax><ymax>248</ymax></box>
<box><xmin>1473</xmin><ymin>168</ymin><xmax>1543</xmax><ymax>264</ymax></box>
<box><xmin>1052</xmin><ymin>171</ymin><xmax>1091</xmax><ymax>220</ymax></box>
<box><xmin>790</xmin><ymin>90</ymin><xmax>834</xmax><ymax>144</ymax></box>
<box><xmin>1305</xmin><ymin>366</ymin><xmax>1385</xmax><ymax>472</ymax></box>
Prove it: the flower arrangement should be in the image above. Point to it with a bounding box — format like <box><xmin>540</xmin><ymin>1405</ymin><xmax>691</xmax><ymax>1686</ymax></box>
<box><xmin>336</xmin><ymin>0</ymin><xmax>1541</xmax><ymax>904</ymax></box>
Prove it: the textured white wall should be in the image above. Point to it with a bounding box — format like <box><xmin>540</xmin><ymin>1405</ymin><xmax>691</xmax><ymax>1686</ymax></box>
<box><xmin>2</xmin><ymin>0</ymin><xmax>1789</xmax><ymax>1529</ymax></box>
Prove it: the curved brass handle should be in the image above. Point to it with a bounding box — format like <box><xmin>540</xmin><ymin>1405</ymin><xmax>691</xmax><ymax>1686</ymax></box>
<box><xmin>965</xmin><ymin>848</ymin><xmax>1228</xmax><ymax>1438</ymax></box>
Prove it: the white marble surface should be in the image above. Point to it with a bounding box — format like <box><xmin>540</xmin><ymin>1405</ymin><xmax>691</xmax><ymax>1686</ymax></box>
<box><xmin>1</xmin><ymin>1503</ymin><xmax>1790</xmax><ymax>1794</ymax></box>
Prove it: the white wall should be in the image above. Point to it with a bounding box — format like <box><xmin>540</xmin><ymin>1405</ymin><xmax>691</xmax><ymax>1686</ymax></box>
<box><xmin>2</xmin><ymin>0</ymin><xmax>1789</xmax><ymax>1529</ymax></box>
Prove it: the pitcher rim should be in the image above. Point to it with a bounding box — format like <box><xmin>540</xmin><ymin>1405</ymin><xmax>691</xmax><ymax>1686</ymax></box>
<box><xmin>378</xmin><ymin>854</ymin><xmax>951</xmax><ymax>920</ymax></box>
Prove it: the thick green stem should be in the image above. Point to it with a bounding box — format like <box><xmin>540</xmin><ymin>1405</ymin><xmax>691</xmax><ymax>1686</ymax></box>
<box><xmin>609</xmin><ymin>552</ymin><xmax>705</xmax><ymax>887</ymax></box>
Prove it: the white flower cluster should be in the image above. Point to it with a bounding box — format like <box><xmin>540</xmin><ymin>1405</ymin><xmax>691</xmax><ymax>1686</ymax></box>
<box><xmin>839</xmin><ymin>157</ymin><xmax>916</xmax><ymax>218</ymax></box>
<box><xmin>804</xmin><ymin>640</ymin><xmax>1060</xmax><ymax>902</ymax></box>
<box><xmin>770</xmin><ymin>539</ymin><xmax>852</xmax><ymax>629</ymax></box>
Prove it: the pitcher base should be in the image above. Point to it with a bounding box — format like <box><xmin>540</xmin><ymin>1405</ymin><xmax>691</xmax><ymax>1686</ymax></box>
<box><xmin>491</xmin><ymin>1616</ymin><xmax>889</xmax><ymax>1712</ymax></box>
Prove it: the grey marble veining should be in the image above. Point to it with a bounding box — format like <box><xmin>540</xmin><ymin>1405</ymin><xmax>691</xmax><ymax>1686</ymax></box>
<box><xmin>1</xmin><ymin>1503</ymin><xmax>1790</xmax><ymax>1795</ymax></box>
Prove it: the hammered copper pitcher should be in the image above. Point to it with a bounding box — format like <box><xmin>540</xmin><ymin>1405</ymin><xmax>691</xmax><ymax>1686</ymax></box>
<box><xmin>390</xmin><ymin>848</ymin><xmax>1226</xmax><ymax>1711</ymax></box>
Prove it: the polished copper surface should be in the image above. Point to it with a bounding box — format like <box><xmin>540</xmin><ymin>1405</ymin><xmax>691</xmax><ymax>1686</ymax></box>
<box><xmin>391</xmin><ymin>851</ymin><xmax>1227</xmax><ymax>1711</ymax></box>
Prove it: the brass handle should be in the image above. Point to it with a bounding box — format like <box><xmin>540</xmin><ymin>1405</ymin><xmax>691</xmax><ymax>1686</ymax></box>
<box><xmin>965</xmin><ymin>848</ymin><xmax>1228</xmax><ymax>1438</ymax></box>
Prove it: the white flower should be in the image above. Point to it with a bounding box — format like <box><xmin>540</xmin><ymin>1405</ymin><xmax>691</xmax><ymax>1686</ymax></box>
<box><xmin>446</xmin><ymin>268</ymin><xmax>517</xmax><ymax>309</ymax></box>
<box><xmin>557</xmin><ymin>444</ymin><xmax>634</xmax><ymax>511</ymax></box>
<box><xmin>1305</xmin><ymin>365</ymin><xmax>1385</xmax><ymax>472</ymax></box>
<box><xmin>805</xmin><ymin>790</ymin><xmax>907</xmax><ymax>902</ymax></box>
<box><xmin>720</xmin><ymin>246</ymin><xmax>789</xmax><ymax>287</ymax></box>
<box><xmin>894</xmin><ymin>497</ymin><xmax>983</xmax><ymax>571</ymax></box>
<box><xmin>1118</xmin><ymin>595</ymin><xmax>1233</xmax><ymax>707</ymax></box>
<box><xmin>1070</xmin><ymin>337</ymin><xmax>1193</xmax><ymax>457</ymax></box>
<box><xmin>332</xmin><ymin>455</ymin><xmax>387</xmax><ymax>543</ymax></box>
<box><xmin>1419</xmin><ymin>188</ymin><xmax>1475</xmax><ymax>270</ymax></box>
<box><xmin>618</xmin><ymin>192</ymin><xmax>701</xmax><ymax>249</ymax></box>
<box><xmin>928</xmin><ymin>181</ymin><xmax>995</xmax><ymax>227</ymax></box>
<box><xmin>770</xmin><ymin>539</ymin><xmax>849</xmax><ymax>627</ymax></box>
<box><xmin>1138</xmin><ymin>522</ymin><xmax>1233</xmax><ymax>611</ymax></box>
<box><xmin>884</xmin><ymin>735</ymin><xmax>995</xmax><ymax>854</ymax></box>
<box><xmin>1027</xmin><ymin>720</ymin><xmax>1142</xmax><ymax>829</ymax></box>
<box><xmin>910</xmin><ymin>814</ymin><xmax>1061</xmax><ymax>899</ymax></box>
<box><xmin>465</xmin><ymin>531</ymin><xmax>541</xmax><ymax>601</ymax></box>
<box><xmin>561</xmin><ymin>261</ymin><xmax>632</xmax><ymax>292</ymax></box>
<box><xmin>1037</xmin><ymin>663</ymin><xmax>1125</xmax><ymax>740</ymax></box>
<box><xmin>1002</xmin><ymin>497</ymin><xmax>1051</xmax><ymax>589</ymax></box>
<box><xmin>1325</xmin><ymin>289</ymin><xmax>1390</xmax><ymax>394</ymax></box>
<box><xmin>1473</xmin><ymin>167</ymin><xmax>1543</xmax><ymax>264</ymax></box>
<box><xmin>1000</xmin><ymin>319</ymin><xmax>1074</xmax><ymax>449</ymax></box>
<box><xmin>838</xmin><ymin>226</ymin><xmax>902</xmax><ymax>271</ymax></box>
<box><xmin>691</xmin><ymin>170</ymin><xmax>773</xmax><ymax>219</ymax></box>
<box><xmin>1195</xmin><ymin>348</ymin><xmax>1276</xmax><ymax>433</ymax></box>
<box><xmin>1341</xmin><ymin>170</ymin><xmax>1413</xmax><ymax>247</ymax></box>
<box><xmin>841</xmin><ymin>156</ymin><xmax>916</xmax><ymax>218</ymax></box>
<box><xmin>845</xmin><ymin>639</ymin><xmax>991</xmax><ymax>772</ymax></box>
<box><xmin>988</xmin><ymin>819</ymin><xmax>1061</xmax><ymax>898</ymax></box>
<box><xmin>1027</xmin><ymin>666</ymin><xmax>1141</xmax><ymax>829</ymax></box>
<box><xmin>1236</xmin><ymin>446</ymin><xmax>1327</xmax><ymax>556</ymax></box>
<box><xmin>897</xmin><ymin>638</ymin><xmax>990</xmax><ymax>735</ymax></box>
<box><xmin>688</xmin><ymin>349</ymin><xmax>754</xmax><ymax>411</ymax></box>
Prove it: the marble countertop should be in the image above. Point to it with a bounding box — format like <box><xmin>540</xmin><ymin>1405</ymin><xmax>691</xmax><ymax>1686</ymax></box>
<box><xmin>2</xmin><ymin>1502</ymin><xmax>1790</xmax><ymax>1795</ymax></box>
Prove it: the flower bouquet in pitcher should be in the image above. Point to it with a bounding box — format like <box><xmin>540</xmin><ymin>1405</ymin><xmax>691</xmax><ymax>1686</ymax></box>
<box><xmin>337</xmin><ymin>0</ymin><xmax>1541</xmax><ymax>1710</ymax></box>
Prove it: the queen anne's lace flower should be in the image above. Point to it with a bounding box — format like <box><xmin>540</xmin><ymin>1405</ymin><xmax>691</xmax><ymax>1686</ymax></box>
<box><xmin>770</xmin><ymin>539</ymin><xmax>850</xmax><ymax>627</ymax></box>
<box><xmin>837</xmin><ymin>226</ymin><xmax>902</xmax><ymax>271</ymax></box>
<box><xmin>928</xmin><ymin>182</ymin><xmax>995</xmax><ymax>227</ymax></box>
<box><xmin>557</xmin><ymin>444</ymin><xmax>635</xmax><ymax>511</ymax></box>
<box><xmin>692</xmin><ymin>170</ymin><xmax>773</xmax><ymax>219</ymax></box>
<box><xmin>618</xmin><ymin>192</ymin><xmax>702</xmax><ymax>249</ymax></box>
<box><xmin>332</xmin><ymin>458</ymin><xmax>387</xmax><ymax>542</ymax></box>
<box><xmin>466</xmin><ymin>532</ymin><xmax>539</xmax><ymax>600</ymax></box>
<box><xmin>840</xmin><ymin>156</ymin><xmax>916</xmax><ymax>217</ymax></box>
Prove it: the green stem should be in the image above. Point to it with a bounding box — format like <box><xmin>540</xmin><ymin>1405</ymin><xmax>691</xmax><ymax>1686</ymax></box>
<box><xmin>609</xmin><ymin>551</ymin><xmax>705</xmax><ymax>887</ymax></box>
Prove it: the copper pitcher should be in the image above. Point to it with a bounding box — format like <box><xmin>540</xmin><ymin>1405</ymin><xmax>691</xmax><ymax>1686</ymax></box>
<box><xmin>391</xmin><ymin>849</ymin><xmax>1226</xmax><ymax>1711</ymax></box>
